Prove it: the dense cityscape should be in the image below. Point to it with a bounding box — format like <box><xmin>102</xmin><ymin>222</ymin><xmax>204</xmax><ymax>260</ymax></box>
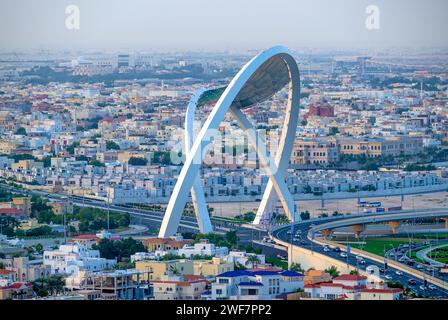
<box><xmin>1</xmin><ymin>1</ymin><xmax>448</xmax><ymax>309</ymax></box>
<box><xmin>0</xmin><ymin>45</ymin><xmax>447</xmax><ymax>301</ymax></box>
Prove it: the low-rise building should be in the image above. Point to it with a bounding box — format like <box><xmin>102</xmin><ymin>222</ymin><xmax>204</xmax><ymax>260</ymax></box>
<box><xmin>0</xmin><ymin>282</ymin><xmax>34</xmax><ymax>300</ymax></box>
<box><xmin>134</xmin><ymin>259</ymin><xmax>194</xmax><ymax>281</ymax></box>
<box><xmin>152</xmin><ymin>274</ymin><xmax>208</xmax><ymax>300</ymax></box>
<box><xmin>360</xmin><ymin>288</ymin><xmax>403</xmax><ymax>300</ymax></box>
<box><xmin>65</xmin><ymin>269</ymin><xmax>152</xmax><ymax>300</ymax></box>
<box><xmin>178</xmin><ymin>239</ymin><xmax>229</xmax><ymax>258</ymax></box>
<box><xmin>142</xmin><ymin>235</ymin><xmax>193</xmax><ymax>252</ymax></box>
<box><xmin>304</xmin><ymin>274</ymin><xmax>368</xmax><ymax>300</ymax></box>
<box><xmin>211</xmin><ymin>269</ymin><xmax>304</xmax><ymax>300</ymax></box>
<box><xmin>303</xmin><ymin>269</ymin><xmax>332</xmax><ymax>285</ymax></box>
<box><xmin>193</xmin><ymin>257</ymin><xmax>234</xmax><ymax>279</ymax></box>
<box><xmin>43</xmin><ymin>244</ymin><xmax>116</xmax><ymax>275</ymax></box>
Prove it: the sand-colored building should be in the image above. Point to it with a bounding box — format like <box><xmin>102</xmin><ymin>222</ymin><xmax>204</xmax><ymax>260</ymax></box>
<box><xmin>193</xmin><ymin>257</ymin><xmax>234</xmax><ymax>278</ymax></box>
<box><xmin>134</xmin><ymin>259</ymin><xmax>194</xmax><ymax>281</ymax></box>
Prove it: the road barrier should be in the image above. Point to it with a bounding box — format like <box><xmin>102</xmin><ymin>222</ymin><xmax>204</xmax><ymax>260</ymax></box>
<box><xmin>312</xmin><ymin>235</ymin><xmax>448</xmax><ymax>291</ymax></box>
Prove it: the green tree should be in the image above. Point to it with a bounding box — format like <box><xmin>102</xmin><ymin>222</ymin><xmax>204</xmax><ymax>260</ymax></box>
<box><xmin>290</xmin><ymin>263</ymin><xmax>304</xmax><ymax>273</ymax></box>
<box><xmin>66</xmin><ymin>142</ymin><xmax>80</xmax><ymax>155</ymax></box>
<box><xmin>106</xmin><ymin>140</ymin><xmax>120</xmax><ymax>150</ymax></box>
<box><xmin>245</xmin><ymin>255</ymin><xmax>261</xmax><ymax>268</ymax></box>
<box><xmin>234</xmin><ymin>262</ymin><xmax>247</xmax><ymax>270</ymax></box>
<box><xmin>89</xmin><ymin>160</ymin><xmax>105</xmax><ymax>167</ymax></box>
<box><xmin>225</xmin><ymin>231</ymin><xmax>238</xmax><ymax>247</ymax></box>
<box><xmin>93</xmin><ymin>237</ymin><xmax>145</xmax><ymax>261</ymax></box>
<box><xmin>15</xmin><ymin>127</ymin><xmax>27</xmax><ymax>135</ymax></box>
<box><xmin>42</xmin><ymin>156</ymin><xmax>52</xmax><ymax>168</ymax></box>
<box><xmin>128</xmin><ymin>157</ymin><xmax>148</xmax><ymax>166</ymax></box>
<box><xmin>300</xmin><ymin>211</ymin><xmax>311</xmax><ymax>220</ymax></box>
<box><xmin>329</xmin><ymin>127</ymin><xmax>339</xmax><ymax>136</ymax></box>
<box><xmin>324</xmin><ymin>266</ymin><xmax>340</xmax><ymax>278</ymax></box>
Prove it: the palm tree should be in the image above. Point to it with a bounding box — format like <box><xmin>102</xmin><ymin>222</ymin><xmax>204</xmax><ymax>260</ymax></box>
<box><xmin>290</xmin><ymin>263</ymin><xmax>304</xmax><ymax>273</ymax></box>
<box><xmin>169</xmin><ymin>265</ymin><xmax>180</xmax><ymax>275</ymax></box>
<box><xmin>245</xmin><ymin>255</ymin><xmax>261</xmax><ymax>268</ymax></box>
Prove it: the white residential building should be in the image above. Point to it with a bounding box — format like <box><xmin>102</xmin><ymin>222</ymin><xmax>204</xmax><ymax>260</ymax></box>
<box><xmin>225</xmin><ymin>251</ymin><xmax>266</xmax><ymax>268</ymax></box>
<box><xmin>211</xmin><ymin>269</ymin><xmax>304</xmax><ymax>300</ymax></box>
<box><xmin>177</xmin><ymin>240</ymin><xmax>229</xmax><ymax>258</ymax></box>
<box><xmin>43</xmin><ymin>244</ymin><xmax>116</xmax><ymax>275</ymax></box>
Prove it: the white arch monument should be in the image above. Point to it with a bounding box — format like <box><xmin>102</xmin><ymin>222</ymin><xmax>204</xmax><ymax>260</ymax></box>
<box><xmin>159</xmin><ymin>46</ymin><xmax>301</xmax><ymax>237</ymax></box>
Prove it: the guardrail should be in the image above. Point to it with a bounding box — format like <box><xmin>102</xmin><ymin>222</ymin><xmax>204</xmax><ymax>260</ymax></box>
<box><xmin>311</xmin><ymin>235</ymin><xmax>448</xmax><ymax>291</ymax></box>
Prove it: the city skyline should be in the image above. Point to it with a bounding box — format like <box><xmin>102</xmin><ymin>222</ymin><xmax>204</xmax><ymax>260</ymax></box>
<box><xmin>1</xmin><ymin>1</ymin><xmax>448</xmax><ymax>305</ymax></box>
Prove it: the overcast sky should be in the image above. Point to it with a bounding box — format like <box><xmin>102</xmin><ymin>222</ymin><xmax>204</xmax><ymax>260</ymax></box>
<box><xmin>1</xmin><ymin>0</ymin><xmax>447</xmax><ymax>52</ymax></box>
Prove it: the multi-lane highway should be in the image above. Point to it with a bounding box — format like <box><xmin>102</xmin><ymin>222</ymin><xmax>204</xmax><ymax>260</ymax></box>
<box><xmin>0</xmin><ymin>183</ymin><xmax>207</xmax><ymax>232</ymax></box>
<box><xmin>272</xmin><ymin>215</ymin><xmax>448</xmax><ymax>299</ymax></box>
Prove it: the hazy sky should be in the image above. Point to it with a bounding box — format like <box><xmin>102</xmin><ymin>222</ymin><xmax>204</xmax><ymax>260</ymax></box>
<box><xmin>1</xmin><ymin>0</ymin><xmax>447</xmax><ymax>52</ymax></box>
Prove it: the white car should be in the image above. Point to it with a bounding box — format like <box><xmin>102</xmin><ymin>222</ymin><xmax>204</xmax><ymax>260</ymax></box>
<box><xmin>323</xmin><ymin>247</ymin><xmax>330</xmax><ymax>252</ymax></box>
<box><xmin>395</xmin><ymin>271</ymin><xmax>403</xmax><ymax>276</ymax></box>
<box><xmin>355</xmin><ymin>255</ymin><xmax>363</xmax><ymax>261</ymax></box>
<box><xmin>428</xmin><ymin>285</ymin><xmax>436</xmax><ymax>290</ymax></box>
<box><xmin>385</xmin><ymin>275</ymin><xmax>393</xmax><ymax>280</ymax></box>
<box><xmin>419</xmin><ymin>285</ymin><xmax>426</xmax><ymax>291</ymax></box>
<box><xmin>340</xmin><ymin>252</ymin><xmax>347</xmax><ymax>258</ymax></box>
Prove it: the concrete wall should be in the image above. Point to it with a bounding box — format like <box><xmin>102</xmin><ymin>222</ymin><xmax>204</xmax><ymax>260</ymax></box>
<box><xmin>288</xmin><ymin>244</ymin><xmax>353</xmax><ymax>274</ymax></box>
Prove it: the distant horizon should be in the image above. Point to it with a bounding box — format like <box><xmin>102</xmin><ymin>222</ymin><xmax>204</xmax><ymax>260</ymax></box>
<box><xmin>1</xmin><ymin>45</ymin><xmax>448</xmax><ymax>56</ymax></box>
<box><xmin>1</xmin><ymin>0</ymin><xmax>448</xmax><ymax>52</ymax></box>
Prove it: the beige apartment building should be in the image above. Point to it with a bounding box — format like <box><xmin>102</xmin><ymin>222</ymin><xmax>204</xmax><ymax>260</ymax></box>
<box><xmin>134</xmin><ymin>259</ymin><xmax>194</xmax><ymax>281</ymax></box>
<box><xmin>0</xmin><ymin>140</ymin><xmax>16</xmax><ymax>154</ymax></box>
<box><xmin>193</xmin><ymin>257</ymin><xmax>234</xmax><ymax>278</ymax></box>
<box><xmin>0</xmin><ymin>197</ymin><xmax>31</xmax><ymax>216</ymax></box>
<box><xmin>152</xmin><ymin>274</ymin><xmax>208</xmax><ymax>300</ymax></box>
<box><xmin>117</xmin><ymin>151</ymin><xmax>148</xmax><ymax>163</ymax></box>
<box><xmin>338</xmin><ymin>136</ymin><xmax>423</xmax><ymax>158</ymax></box>
<box><xmin>291</xmin><ymin>138</ymin><xmax>339</xmax><ymax>165</ymax></box>
<box><xmin>11</xmin><ymin>160</ymin><xmax>43</xmax><ymax>172</ymax></box>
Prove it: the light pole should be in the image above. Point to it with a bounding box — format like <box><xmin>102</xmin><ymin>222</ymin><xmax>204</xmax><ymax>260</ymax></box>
<box><xmin>107</xmin><ymin>191</ymin><xmax>110</xmax><ymax>231</ymax></box>
<box><xmin>289</xmin><ymin>224</ymin><xmax>294</xmax><ymax>270</ymax></box>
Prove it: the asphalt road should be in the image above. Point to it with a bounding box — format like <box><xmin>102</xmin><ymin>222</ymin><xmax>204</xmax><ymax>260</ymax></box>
<box><xmin>272</xmin><ymin>219</ymin><xmax>448</xmax><ymax>299</ymax></box>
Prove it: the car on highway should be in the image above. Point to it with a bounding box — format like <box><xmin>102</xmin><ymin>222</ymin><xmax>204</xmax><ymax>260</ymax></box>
<box><xmin>333</xmin><ymin>247</ymin><xmax>341</xmax><ymax>253</ymax></box>
<box><xmin>323</xmin><ymin>247</ymin><xmax>330</xmax><ymax>252</ymax></box>
<box><xmin>340</xmin><ymin>252</ymin><xmax>347</xmax><ymax>258</ymax></box>
<box><xmin>395</xmin><ymin>271</ymin><xmax>403</xmax><ymax>276</ymax></box>
<box><xmin>416</xmin><ymin>264</ymin><xmax>424</xmax><ymax>269</ymax></box>
<box><xmin>359</xmin><ymin>260</ymin><xmax>366</xmax><ymax>265</ymax></box>
<box><xmin>384</xmin><ymin>275</ymin><xmax>393</xmax><ymax>280</ymax></box>
<box><xmin>408</xmin><ymin>279</ymin><xmax>416</xmax><ymax>286</ymax></box>
<box><xmin>277</xmin><ymin>254</ymin><xmax>287</xmax><ymax>261</ymax></box>
<box><xmin>419</xmin><ymin>285</ymin><xmax>426</xmax><ymax>291</ymax></box>
<box><xmin>355</xmin><ymin>255</ymin><xmax>363</xmax><ymax>261</ymax></box>
<box><xmin>428</xmin><ymin>285</ymin><xmax>436</xmax><ymax>290</ymax></box>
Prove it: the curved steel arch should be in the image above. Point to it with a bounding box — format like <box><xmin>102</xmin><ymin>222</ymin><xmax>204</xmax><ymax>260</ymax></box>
<box><xmin>159</xmin><ymin>46</ymin><xmax>301</xmax><ymax>237</ymax></box>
